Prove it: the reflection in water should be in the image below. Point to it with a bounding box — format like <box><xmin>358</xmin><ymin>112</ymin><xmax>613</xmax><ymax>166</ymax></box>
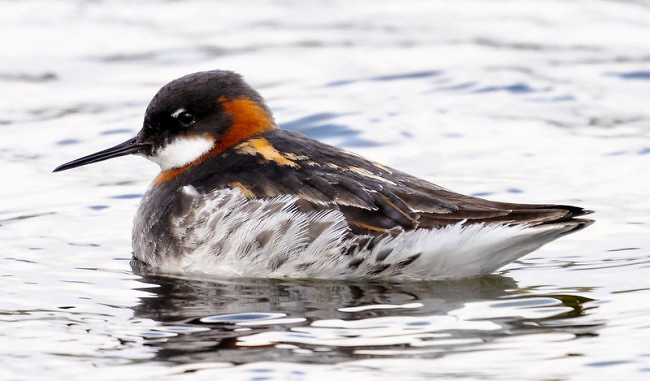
<box><xmin>131</xmin><ymin>274</ymin><xmax>597</xmax><ymax>365</ymax></box>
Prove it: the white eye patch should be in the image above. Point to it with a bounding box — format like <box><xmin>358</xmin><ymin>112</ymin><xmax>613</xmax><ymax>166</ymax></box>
<box><xmin>171</xmin><ymin>108</ymin><xmax>186</xmax><ymax>119</ymax></box>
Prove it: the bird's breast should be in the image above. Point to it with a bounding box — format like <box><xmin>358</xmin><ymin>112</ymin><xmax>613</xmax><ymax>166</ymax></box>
<box><xmin>131</xmin><ymin>185</ymin><xmax>351</xmax><ymax>276</ymax></box>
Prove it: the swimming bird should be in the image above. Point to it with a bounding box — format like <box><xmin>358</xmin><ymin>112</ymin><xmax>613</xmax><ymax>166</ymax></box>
<box><xmin>54</xmin><ymin>70</ymin><xmax>592</xmax><ymax>280</ymax></box>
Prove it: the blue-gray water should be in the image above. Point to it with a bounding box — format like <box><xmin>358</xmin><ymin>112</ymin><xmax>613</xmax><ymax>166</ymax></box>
<box><xmin>1</xmin><ymin>1</ymin><xmax>649</xmax><ymax>379</ymax></box>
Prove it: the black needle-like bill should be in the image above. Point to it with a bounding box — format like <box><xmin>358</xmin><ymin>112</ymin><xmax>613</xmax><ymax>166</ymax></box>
<box><xmin>53</xmin><ymin>137</ymin><xmax>147</xmax><ymax>172</ymax></box>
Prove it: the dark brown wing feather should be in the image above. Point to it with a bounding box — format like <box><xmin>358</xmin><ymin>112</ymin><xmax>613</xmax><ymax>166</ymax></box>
<box><xmin>193</xmin><ymin>129</ymin><xmax>593</xmax><ymax>236</ymax></box>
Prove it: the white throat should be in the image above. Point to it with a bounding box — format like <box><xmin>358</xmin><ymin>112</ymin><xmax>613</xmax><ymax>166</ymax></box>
<box><xmin>148</xmin><ymin>137</ymin><xmax>215</xmax><ymax>170</ymax></box>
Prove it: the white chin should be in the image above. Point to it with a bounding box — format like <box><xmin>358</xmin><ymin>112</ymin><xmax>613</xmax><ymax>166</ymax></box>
<box><xmin>148</xmin><ymin>137</ymin><xmax>215</xmax><ymax>170</ymax></box>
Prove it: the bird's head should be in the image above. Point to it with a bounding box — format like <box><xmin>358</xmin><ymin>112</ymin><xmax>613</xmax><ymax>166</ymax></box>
<box><xmin>54</xmin><ymin>70</ymin><xmax>275</xmax><ymax>174</ymax></box>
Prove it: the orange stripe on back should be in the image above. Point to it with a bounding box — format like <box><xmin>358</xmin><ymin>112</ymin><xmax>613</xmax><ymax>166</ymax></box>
<box><xmin>235</xmin><ymin>138</ymin><xmax>299</xmax><ymax>168</ymax></box>
<box><xmin>151</xmin><ymin>97</ymin><xmax>275</xmax><ymax>186</ymax></box>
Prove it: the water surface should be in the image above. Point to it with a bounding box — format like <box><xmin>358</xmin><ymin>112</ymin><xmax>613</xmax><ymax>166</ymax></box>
<box><xmin>1</xmin><ymin>1</ymin><xmax>649</xmax><ymax>379</ymax></box>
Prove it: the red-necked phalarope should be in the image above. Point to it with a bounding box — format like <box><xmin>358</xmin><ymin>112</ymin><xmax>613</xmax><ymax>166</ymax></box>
<box><xmin>54</xmin><ymin>70</ymin><xmax>593</xmax><ymax>280</ymax></box>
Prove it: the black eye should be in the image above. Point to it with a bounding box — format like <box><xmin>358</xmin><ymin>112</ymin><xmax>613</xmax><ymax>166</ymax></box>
<box><xmin>176</xmin><ymin>111</ymin><xmax>196</xmax><ymax>127</ymax></box>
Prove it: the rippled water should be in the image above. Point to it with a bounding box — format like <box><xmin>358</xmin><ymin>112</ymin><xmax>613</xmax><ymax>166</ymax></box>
<box><xmin>1</xmin><ymin>0</ymin><xmax>650</xmax><ymax>379</ymax></box>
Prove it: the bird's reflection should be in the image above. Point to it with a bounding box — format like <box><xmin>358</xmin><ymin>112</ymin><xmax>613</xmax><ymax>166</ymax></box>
<box><xmin>130</xmin><ymin>271</ymin><xmax>597</xmax><ymax>364</ymax></box>
<box><xmin>133</xmin><ymin>273</ymin><xmax>516</xmax><ymax>320</ymax></box>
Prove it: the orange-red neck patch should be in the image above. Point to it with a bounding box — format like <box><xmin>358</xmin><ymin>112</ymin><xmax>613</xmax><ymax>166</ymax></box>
<box><xmin>151</xmin><ymin>97</ymin><xmax>275</xmax><ymax>186</ymax></box>
<box><xmin>213</xmin><ymin>96</ymin><xmax>275</xmax><ymax>153</ymax></box>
